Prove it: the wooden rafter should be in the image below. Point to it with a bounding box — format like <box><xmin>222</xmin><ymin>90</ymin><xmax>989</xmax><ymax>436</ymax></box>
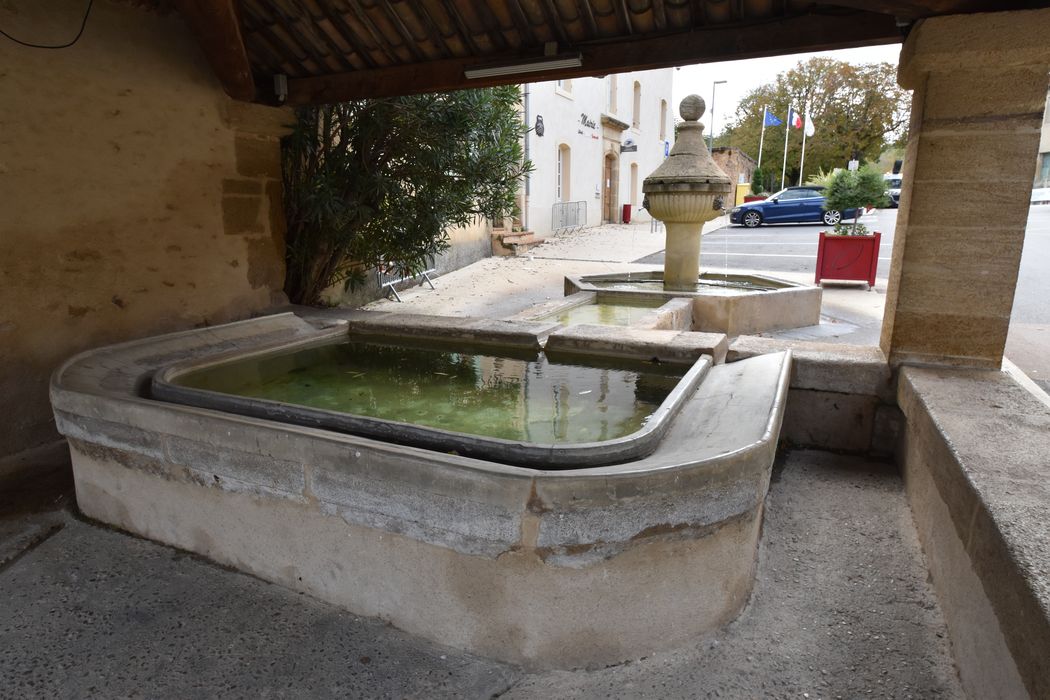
<box><xmin>614</xmin><ymin>0</ymin><xmax>633</xmax><ymax>35</ymax></box>
<box><xmin>440</xmin><ymin>0</ymin><xmax>483</xmax><ymax>55</ymax></box>
<box><xmin>377</xmin><ymin>0</ymin><xmax>426</xmax><ymax>61</ymax></box>
<box><xmin>816</xmin><ymin>0</ymin><xmax>989</xmax><ymax>18</ymax></box>
<box><xmin>315</xmin><ymin>1</ymin><xmax>379</xmax><ymax>69</ymax></box>
<box><xmin>411</xmin><ymin>3</ymin><xmax>454</xmax><ymax>59</ymax></box>
<box><xmin>575</xmin><ymin>0</ymin><xmax>598</xmax><ymax>39</ymax></box>
<box><xmin>175</xmin><ymin>0</ymin><xmax>255</xmax><ymax>100</ymax></box>
<box><xmin>538</xmin><ymin>0</ymin><xmax>570</xmax><ymax>46</ymax></box>
<box><xmin>505</xmin><ymin>0</ymin><xmax>538</xmax><ymax>46</ymax></box>
<box><xmin>285</xmin><ymin>11</ymin><xmax>901</xmax><ymax>104</ymax></box>
<box><xmin>653</xmin><ymin>0</ymin><xmax>668</xmax><ymax>31</ymax></box>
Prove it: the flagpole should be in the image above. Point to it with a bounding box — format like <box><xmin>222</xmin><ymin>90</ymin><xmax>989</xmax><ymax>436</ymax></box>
<box><xmin>757</xmin><ymin>105</ymin><xmax>767</xmax><ymax>168</ymax></box>
<box><xmin>780</xmin><ymin>106</ymin><xmax>791</xmax><ymax>190</ymax></box>
<box><xmin>798</xmin><ymin>102</ymin><xmax>809</xmax><ymax>186</ymax></box>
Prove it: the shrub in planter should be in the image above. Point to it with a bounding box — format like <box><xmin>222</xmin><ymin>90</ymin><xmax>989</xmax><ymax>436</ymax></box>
<box><xmin>823</xmin><ymin>167</ymin><xmax>889</xmax><ymax>235</ymax></box>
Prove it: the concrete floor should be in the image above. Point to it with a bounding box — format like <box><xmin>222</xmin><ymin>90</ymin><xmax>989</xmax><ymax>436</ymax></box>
<box><xmin>0</xmin><ymin>451</ymin><xmax>962</xmax><ymax>698</ymax></box>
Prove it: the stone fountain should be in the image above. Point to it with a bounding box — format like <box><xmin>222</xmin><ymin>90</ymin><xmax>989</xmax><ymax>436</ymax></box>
<box><xmin>643</xmin><ymin>94</ymin><xmax>732</xmax><ymax>291</ymax></box>
<box><xmin>555</xmin><ymin>96</ymin><xmax>824</xmax><ymax>337</ymax></box>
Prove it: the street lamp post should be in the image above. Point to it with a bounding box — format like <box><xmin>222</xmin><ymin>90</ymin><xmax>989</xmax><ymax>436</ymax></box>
<box><xmin>709</xmin><ymin>80</ymin><xmax>727</xmax><ymax>151</ymax></box>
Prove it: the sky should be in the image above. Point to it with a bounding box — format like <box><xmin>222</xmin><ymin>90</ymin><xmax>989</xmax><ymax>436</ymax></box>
<box><xmin>670</xmin><ymin>44</ymin><xmax>903</xmax><ymax>138</ymax></box>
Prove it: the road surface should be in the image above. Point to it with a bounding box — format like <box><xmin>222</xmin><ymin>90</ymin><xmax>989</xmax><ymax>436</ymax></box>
<box><xmin>635</xmin><ymin>206</ymin><xmax>1050</xmax><ymax>393</ymax></box>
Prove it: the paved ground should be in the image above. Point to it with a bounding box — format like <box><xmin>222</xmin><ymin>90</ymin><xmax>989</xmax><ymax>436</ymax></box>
<box><xmin>0</xmin><ymin>451</ymin><xmax>962</xmax><ymax>699</ymax></box>
<box><xmin>1007</xmin><ymin>205</ymin><xmax>1050</xmax><ymax>393</ymax></box>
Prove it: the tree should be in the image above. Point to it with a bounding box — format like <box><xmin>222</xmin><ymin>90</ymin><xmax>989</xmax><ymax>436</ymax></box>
<box><xmin>750</xmin><ymin>166</ymin><xmax>773</xmax><ymax>195</ymax></box>
<box><xmin>720</xmin><ymin>58</ymin><xmax>910</xmax><ymax>186</ymax></box>
<box><xmin>824</xmin><ymin>167</ymin><xmax>890</xmax><ymax>234</ymax></box>
<box><xmin>281</xmin><ymin>87</ymin><xmax>530</xmax><ymax>306</ymax></box>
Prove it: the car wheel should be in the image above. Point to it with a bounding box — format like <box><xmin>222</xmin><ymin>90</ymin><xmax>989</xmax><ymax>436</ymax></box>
<box><xmin>742</xmin><ymin>211</ymin><xmax>762</xmax><ymax>228</ymax></box>
<box><xmin>822</xmin><ymin>210</ymin><xmax>842</xmax><ymax>226</ymax></box>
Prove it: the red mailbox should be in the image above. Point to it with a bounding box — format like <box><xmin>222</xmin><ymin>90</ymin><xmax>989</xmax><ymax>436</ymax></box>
<box><xmin>622</xmin><ymin>204</ymin><xmax>632</xmax><ymax>224</ymax></box>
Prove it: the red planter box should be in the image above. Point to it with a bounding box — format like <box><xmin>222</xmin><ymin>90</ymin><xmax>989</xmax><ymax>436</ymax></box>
<box><xmin>814</xmin><ymin>231</ymin><xmax>881</xmax><ymax>288</ymax></box>
<box><xmin>743</xmin><ymin>194</ymin><xmax>767</xmax><ymax>202</ymax></box>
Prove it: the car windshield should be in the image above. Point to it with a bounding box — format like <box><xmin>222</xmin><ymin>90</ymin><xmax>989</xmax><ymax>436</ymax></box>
<box><xmin>767</xmin><ymin>189</ymin><xmax>790</xmax><ymax>199</ymax></box>
<box><xmin>885</xmin><ymin>178</ymin><xmax>902</xmax><ymax>188</ymax></box>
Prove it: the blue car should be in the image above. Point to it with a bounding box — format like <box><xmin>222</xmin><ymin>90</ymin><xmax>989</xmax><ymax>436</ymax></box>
<box><xmin>729</xmin><ymin>186</ymin><xmax>859</xmax><ymax>228</ymax></box>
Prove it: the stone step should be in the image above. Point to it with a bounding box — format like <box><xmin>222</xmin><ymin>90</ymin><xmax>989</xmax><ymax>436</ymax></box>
<box><xmin>491</xmin><ymin>231</ymin><xmax>545</xmax><ymax>256</ymax></box>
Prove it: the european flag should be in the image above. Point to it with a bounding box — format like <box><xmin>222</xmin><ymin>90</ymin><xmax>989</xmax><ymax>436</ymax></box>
<box><xmin>763</xmin><ymin>109</ymin><xmax>782</xmax><ymax>127</ymax></box>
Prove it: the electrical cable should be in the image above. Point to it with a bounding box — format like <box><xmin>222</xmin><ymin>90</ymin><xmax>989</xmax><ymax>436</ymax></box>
<box><xmin>0</xmin><ymin>0</ymin><xmax>94</xmax><ymax>49</ymax></box>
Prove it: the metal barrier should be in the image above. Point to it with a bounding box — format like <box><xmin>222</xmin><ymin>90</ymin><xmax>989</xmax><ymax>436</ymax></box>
<box><xmin>552</xmin><ymin>200</ymin><xmax>587</xmax><ymax>232</ymax></box>
<box><xmin>649</xmin><ymin>217</ymin><xmax>664</xmax><ymax>234</ymax></box>
<box><xmin>376</xmin><ymin>259</ymin><xmax>436</xmax><ymax>302</ymax></box>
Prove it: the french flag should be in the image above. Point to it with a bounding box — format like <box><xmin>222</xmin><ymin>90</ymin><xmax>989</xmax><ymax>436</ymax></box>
<box><xmin>788</xmin><ymin>107</ymin><xmax>803</xmax><ymax>129</ymax></box>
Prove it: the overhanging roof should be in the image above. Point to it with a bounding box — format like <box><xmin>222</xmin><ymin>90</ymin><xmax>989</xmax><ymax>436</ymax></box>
<box><xmin>173</xmin><ymin>1</ymin><xmax>1050</xmax><ymax>105</ymax></box>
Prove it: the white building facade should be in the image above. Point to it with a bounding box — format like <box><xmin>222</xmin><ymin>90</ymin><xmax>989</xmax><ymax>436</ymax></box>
<box><xmin>521</xmin><ymin>69</ymin><xmax>675</xmax><ymax>237</ymax></box>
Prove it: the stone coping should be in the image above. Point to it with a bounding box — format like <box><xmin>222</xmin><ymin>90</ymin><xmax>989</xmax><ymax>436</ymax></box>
<box><xmin>548</xmin><ymin>325</ymin><xmax>728</xmax><ymax>365</ymax></box>
<box><xmin>342</xmin><ymin>311</ymin><xmax>561</xmax><ymax>349</ymax></box>
<box><xmin>728</xmin><ymin>336</ymin><xmax>893</xmax><ymax>401</ymax></box>
<box><xmin>898</xmin><ymin>366</ymin><xmax>1050</xmax><ymax>699</ymax></box>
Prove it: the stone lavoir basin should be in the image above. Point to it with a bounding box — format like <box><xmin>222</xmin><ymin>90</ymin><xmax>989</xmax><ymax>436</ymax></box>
<box><xmin>151</xmin><ymin>333</ymin><xmax>707</xmax><ymax>469</ymax></box>
<box><xmin>50</xmin><ymin>312</ymin><xmax>791</xmax><ymax>669</ymax></box>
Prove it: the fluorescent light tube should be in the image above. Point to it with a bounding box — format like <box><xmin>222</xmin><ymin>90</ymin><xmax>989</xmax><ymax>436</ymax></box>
<box><xmin>464</xmin><ymin>54</ymin><xmax>583</xmax><ymax>80</ymax></box>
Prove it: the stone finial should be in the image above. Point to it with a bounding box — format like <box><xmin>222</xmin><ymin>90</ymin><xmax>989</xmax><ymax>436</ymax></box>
<box><xmin>679</xmin><ymin>95</ymin><xmax>705</xmax><ymax>122</ymax></box>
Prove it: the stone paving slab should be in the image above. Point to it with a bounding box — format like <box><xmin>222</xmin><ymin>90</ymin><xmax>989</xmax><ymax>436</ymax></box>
<box><xmin>0</xmin><ymin>517</ymin><xmax>520</xmax><ymax>700</ymax></box>
<box><xmin>0</xmin><ymin>451</ymin><xmax>962</xmax><ymax>699</ymax></box>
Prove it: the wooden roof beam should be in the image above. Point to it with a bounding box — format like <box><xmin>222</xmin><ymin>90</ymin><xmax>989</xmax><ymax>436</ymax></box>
<box><xmin>815</xmin><ymin>0</ymin><xmax>996</xmax><ymax>19</ymax></box>
<box><xmin>175</xmin><ymin>0</ymin><xmax>256</xmax><ymax>101</ymax></box>
<box><xmin>285</xmin><ymin>11</ymin><xmax>901</xmax><ymax>104</ymax></box>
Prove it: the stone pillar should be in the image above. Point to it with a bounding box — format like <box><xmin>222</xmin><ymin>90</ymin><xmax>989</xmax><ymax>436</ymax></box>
<box><xmin>880</xmin><ymin>9</ymin><xmax>1050</xmax><ymax>368</ymax></box>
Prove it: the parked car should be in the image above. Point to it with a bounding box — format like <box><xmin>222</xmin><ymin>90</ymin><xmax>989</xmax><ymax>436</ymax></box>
<box><xmin>883</xmin><ymin>173</ymin><xmax>902</xmax><ymax>208</ymax></box>
<box><xmin>730</xmin><ymin>186</ymin><xmax>860</xmax><ymax>228</ymax></box>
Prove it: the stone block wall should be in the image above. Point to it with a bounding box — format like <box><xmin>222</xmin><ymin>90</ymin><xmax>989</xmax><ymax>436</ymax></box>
<box><xmin>0</xmin><ymin>0</ymin><xmax>290</xmax><ymax>460</ymax></box>
<box><xmin>711</xmin><ymin>147</ymin><xmax>757</xmax><ymax>190</ymax></box>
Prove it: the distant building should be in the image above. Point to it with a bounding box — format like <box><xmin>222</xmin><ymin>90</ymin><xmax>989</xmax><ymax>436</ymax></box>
<box><xmin>519</xmin><ymin>69</ymin><xmax>674</xmax><ymax>237</ymax></box>
<box><xmin>711</xmin><ymin>147</ymin><xmax>758</xmax><ymax>204</ymax></box>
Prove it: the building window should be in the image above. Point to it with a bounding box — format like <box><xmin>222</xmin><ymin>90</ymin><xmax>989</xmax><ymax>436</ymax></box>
<box><xmin>631</xmin><ymin>163</ymin><xmax>639</xmax><ymax>206</ymax></box>
<box><xmin>632</xmin><ymin>81</ymin><xmax>641</xmax><ymax>128</ymax></box>
<box><xmin>659</xmin><ymin>99</ymin><xmax>668</xmax><ymax>140</ymax></box>
<box><xmin>556</xmin><ymin>79</ymin><xmax>573</xmax><ymax>96</ymax></box>
<box><xmin>1040</xmin><ymin>152</ymin><xmax>1050</xmax><ymax>186</ymax></box>
<box><xmin>608</xmin><ymin>75</ymin><xmax>617</xmax><ymax>113</ymax></box>
<box><xmin>557</xmin><ymin>144</ymin><xmax>571</xmax><ymax>202</ymax></box>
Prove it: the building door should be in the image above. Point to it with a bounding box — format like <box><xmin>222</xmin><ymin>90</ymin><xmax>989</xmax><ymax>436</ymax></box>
<box><xmin>603</xmin><ymin>154</ymin><xmax>617</xmax><ymax>223</ymax></box>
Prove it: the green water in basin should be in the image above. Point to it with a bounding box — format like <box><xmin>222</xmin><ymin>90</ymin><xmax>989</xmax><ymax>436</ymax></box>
<box><xmin>173</xmin><ymin>340</ymin><xmax>686</xmax><ymax>444</ymax></box>
<box><xmin>546</xmin><ymin>299</ymin><xmax>665</xmax><ymax>326</ymax></box>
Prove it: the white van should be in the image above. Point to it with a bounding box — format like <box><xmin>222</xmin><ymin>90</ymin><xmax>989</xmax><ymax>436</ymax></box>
<box><xmin>883</xmin><ymin>173</ymin><xmax>902</xmax><ymax>208</ymax></box>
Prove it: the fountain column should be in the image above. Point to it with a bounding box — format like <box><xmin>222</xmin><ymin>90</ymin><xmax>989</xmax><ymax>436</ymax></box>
<box><xmin>643</xmin><ymin>96</ymin><xmax>733</xmax><ymax>291</ymax></box>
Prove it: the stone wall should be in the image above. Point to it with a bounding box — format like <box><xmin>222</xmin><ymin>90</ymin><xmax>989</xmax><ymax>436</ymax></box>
<box><xmin>711</xmin><ymin>147</ymin><xmax>757</xmax><ymax>189</ymax></box>
<box><xmin>0</xmin><ymin>0</ymin><xmax>290</xmax><ymax>459</ymax></box>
